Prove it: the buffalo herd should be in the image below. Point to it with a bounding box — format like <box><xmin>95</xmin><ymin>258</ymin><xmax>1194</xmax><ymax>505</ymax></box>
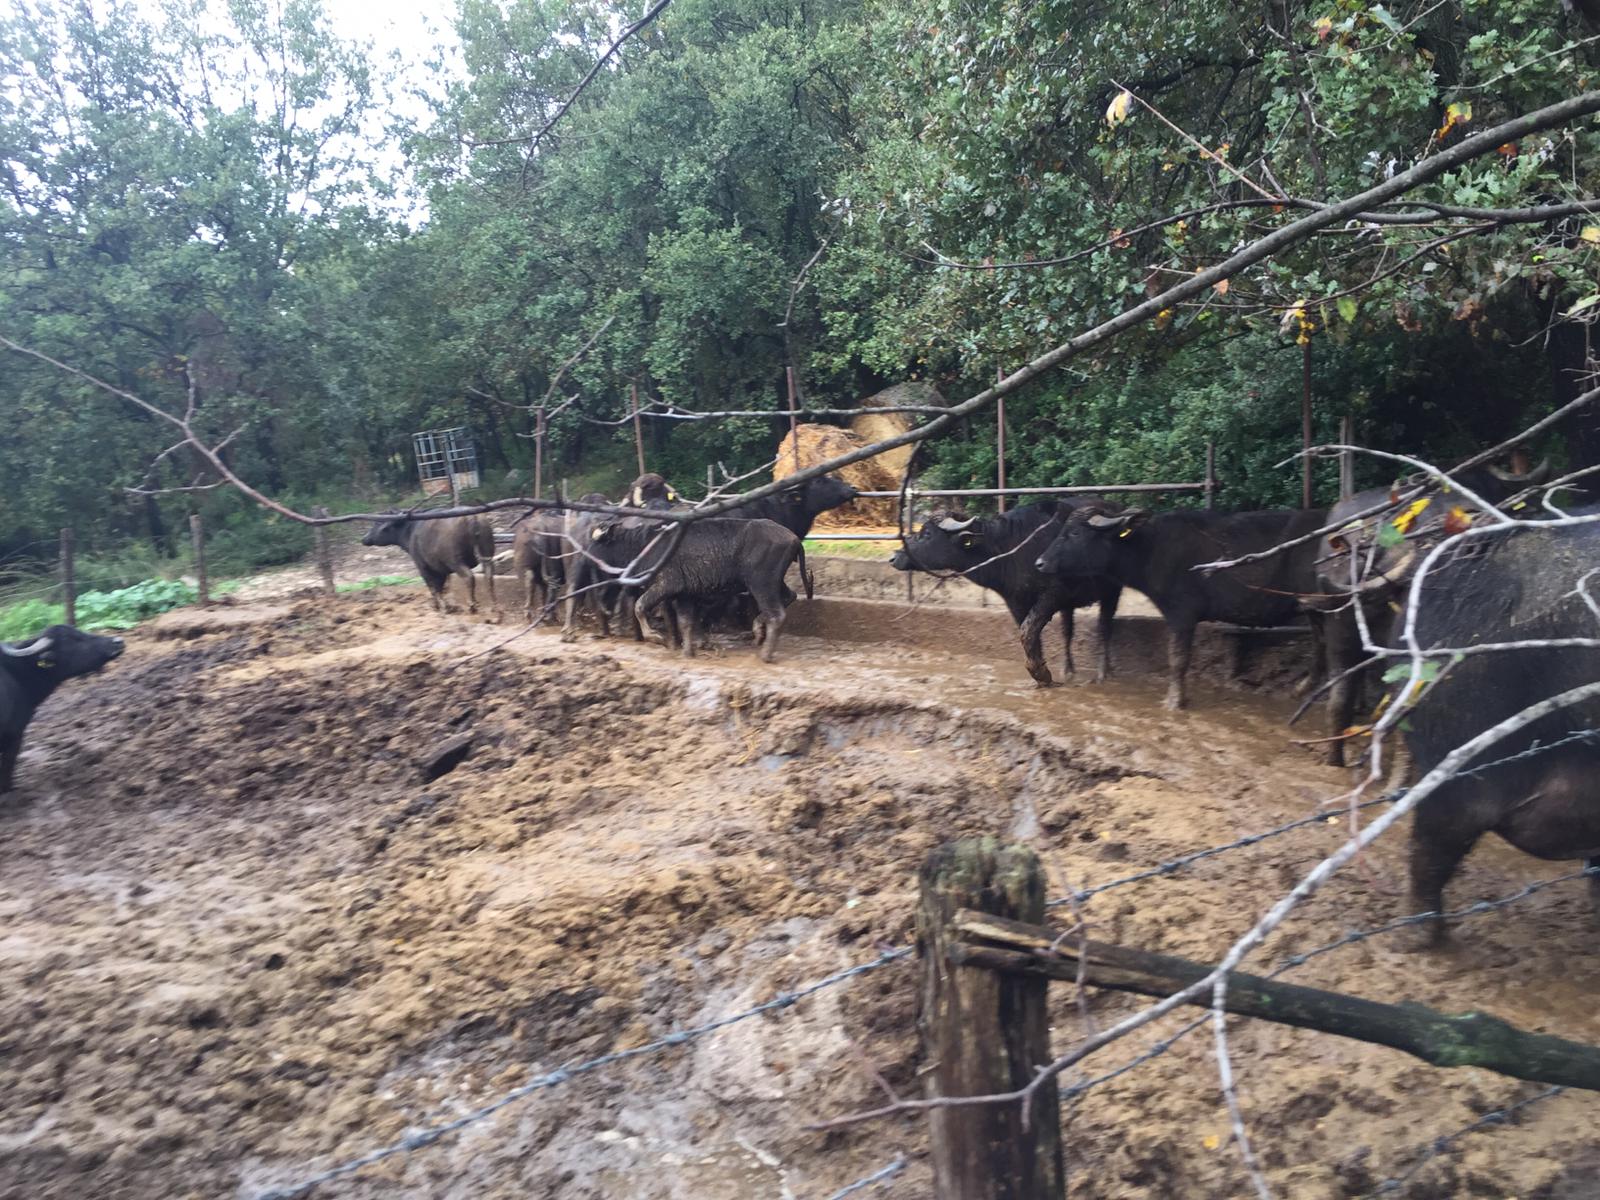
<box><xmin>4</xmin><ymin>456</ymin><xmax>1596</xmax><ymax>943</ymax></box>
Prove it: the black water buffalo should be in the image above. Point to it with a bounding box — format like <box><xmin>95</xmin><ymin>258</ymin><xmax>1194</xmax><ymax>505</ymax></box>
<box><xmin>362</xmin><ymin>513</ymin><xmax>498</xmax><ymax>615</ymax></box>
<box><xmin>1036</xmin><ymin>500</ymin><xmax>1329</xmax><ymax>709</ymax></box>
<box><xmin>512</xmin><ymin>504</ymin><xmax>585</xmax><ymax>620</ymax></box>
<box><xmin>1310</xmin><ymin>457</ymin><xmax>1553</xmax><ymax>765</ymax></box>
<box><xmin>2</xmin><ymin>625</ymin><xmax>125</xmax><ymax>794</ymax></box>
<box><xmin>587</xmin><ymin>516</ymin><xmax>805</xmax><ymax>661</ymax></box>
<box><xmin>718</xmin><ymin>473</ymin><xmax>859</xmax><ymax>538</ymax></box>
<box><xmin>626</xmin><ymin>473</ymin><xmax>678</xmax><ymax>508</ymax></box>
<box><xmin>891</xmin><ymin>502</ymin><xmax>1122</xmax><ymax>686</ymax></box>
<box><xmin>1399</xmin><ymin>508</ymin><xmax>1600</xmax><ymax>944</ymax></box>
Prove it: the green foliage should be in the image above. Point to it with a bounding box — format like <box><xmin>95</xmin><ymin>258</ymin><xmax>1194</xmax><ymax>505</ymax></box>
<box><xmin>336</xmin><ymin>575</ymin><xmax>421</xmax><ymax>593</ymax></box>
<box><xmin>0</xmin><ymin>578</ymin><xmax>198</xmax><ymax>640</ymax></box>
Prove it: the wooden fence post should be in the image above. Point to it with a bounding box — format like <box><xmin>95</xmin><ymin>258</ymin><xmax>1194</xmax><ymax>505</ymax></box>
<box><xmin>631</xmin><ymin>382</ymin><xmax>647</xmax><ymax>476</ymax></box>
<box><xmin>995</xmin><ymin>363</ymin><xmax>1007</xmax><ymax>513</ymax></box>
<box><xmin>1339</xmin><ymin>414</ymin><xmax>1355</xmax><ymax>499</ymax></box>
<box><xmin>1204</xmin><ymin>440</ymin><xmax>1217</xmax><ymax>510</ymax></box>
<box><xmin>787</xmin><ymin>365</ymin><xmax>801</xmax><ymax>475</ymax></box>
<box><xmin>59</xmin><ymin>527</ymin><xmax>76</xmax><ymax>627</ymax></box>
<box><xmin>1301</xmin><ymin>339</ymin><xmax>1314</xmax><ymax>509</ymax></box>
<box><xmin>918</xmin><ymin>838</ymin><xmax>1063</xmax><ymax>1200</ymax></box>
<box><xmin>312</xmin><ymin>506</ymin><xmax>336</xmax><ymax>597</ymax></box>
<box><xmin>189</xmin><ymin>513</ymin><xmax>209</xmax><ymax>606</ymax></box>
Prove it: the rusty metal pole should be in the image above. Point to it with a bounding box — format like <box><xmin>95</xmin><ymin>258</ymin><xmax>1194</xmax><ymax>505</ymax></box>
<box><xmin>631</xmin><ymin>382</ymin><xmax>646</xmax><ymax>477</ymax></box>
<box><xmin>59</xmin><ymin>527</ymin><xmax>76</xmax><ymax>627</ymax></box>
<box><xmin>1302</xmin><ymin>340</ymin><xmax>1314</xmax><ymax>510</ymax></box>
<box><xmin>786</xmin><ymin>365</ymin><xmax>801</xmax><ymax>476</ymax></box>
<box><xmin>995</xmin><ymin>363</ymin><xmax>1007</xmax><ymax>513</ymax></box>
<box><xmin>1204</xmin><ymin>441</ymin><xmax>1217</xmax><ymax>510</ymax></box>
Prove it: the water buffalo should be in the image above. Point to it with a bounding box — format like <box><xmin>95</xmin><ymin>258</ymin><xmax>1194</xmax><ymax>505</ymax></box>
<box><xmin>1310</xmin><ymin>456</ymin><xmax>1553</xmax><ymax>765</ymax></box>
<box><xmin>362</xmin><ymin>513</ymin><xmax>498</xmax><ymax>615</ymax></box>
<box><xmin>717</xmin><ymin>473</ymin><xmax>859</xmax><ymax>538</ymax></box>
<box><xmin>1036</xmin><ymin>500</ymin><xmax>1329</xmax><ymax>709</ymax></box>
<box><xmin>892</xmin><ymin>502</ymin><xmax>1122</xmax><ymax>686</ymax></box>
<box><xmin>2</xmin><ymin>625</ymin><xmax>125</xmax><ymax>794</ymax></box>
<box><xmin>586</xmin><ymin>516</ymin><xmax>804</xmax><ymax>661</ymax></box>
<box><xmin>1399</xmin><ymin>508</ymin><xmax>1600</xmax><ymax>944</ymax></box>
<box><xmin>512</xmin><ymin>506</ymin><xmax>577</xmax><ymax>620</ymax></box>
<box><xmin>627</xmin><ymin>473</ymin><xmax>678</xmax><ymax>508</ymax></box>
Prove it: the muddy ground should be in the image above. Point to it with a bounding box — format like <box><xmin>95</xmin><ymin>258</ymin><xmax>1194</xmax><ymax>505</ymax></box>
<box><xmin>1</xmin><ymin>581</ymin><xmax>1597</xmax><ymax>1200</ymax></box>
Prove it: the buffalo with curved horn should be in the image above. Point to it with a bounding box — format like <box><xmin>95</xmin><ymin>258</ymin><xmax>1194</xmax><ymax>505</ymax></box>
<box><xmin>2</xmin><ymin>625</ymin><xmax>125</xmax><ymax>794</ymax></box>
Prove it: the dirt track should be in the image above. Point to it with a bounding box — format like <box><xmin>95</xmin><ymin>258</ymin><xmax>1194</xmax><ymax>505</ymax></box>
<box><xmin>2</xmin><ymin>585</ymin><xmax>1598</xmax><ymax>1199</ymax></box>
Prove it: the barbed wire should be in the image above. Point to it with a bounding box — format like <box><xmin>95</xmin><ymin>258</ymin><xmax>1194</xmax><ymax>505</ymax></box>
<box><xmin>1367</xmin><ymin>1085</ymin><xmax>1567</xmax><ymax>1196</ymax></box>
<box><xmin>254</xmin><ymin>947</ymin><xmax>911</xmax><ymax>1200</ymax></box>
<box><xmin>1058</xmin><ymin>868</ymin><xmax>1598</xmax><ymax>1108</ymax></box>
<box><xmin>1047</xmin><ymin>796</ymin><xmax>1394</xmax><ymax>908</ymax></box>
<box><xmin>1275</xmin><ymin>865</ymin><xmax>1600</xmax><ymax>970</ymax></box>
<box><xmin>824</xmin><ymin>1154</ymin><xmax>907</xmax><ymax>1198</ymax></box>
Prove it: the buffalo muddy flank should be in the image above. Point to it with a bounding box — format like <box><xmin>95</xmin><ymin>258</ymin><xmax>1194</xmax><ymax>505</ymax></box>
<box><xmin>2</xmin><ymin>585</ymin><xmax>1598</xmax><ymax>1200</ymax></box>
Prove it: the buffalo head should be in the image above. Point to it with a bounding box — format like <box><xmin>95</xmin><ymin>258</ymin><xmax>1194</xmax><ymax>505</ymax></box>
<box><xmin>1036</xmin><ymin>505</ymin><xmax>1148</xmax><ymax>577</ymax></box>
<box><xmin>786</xmin><ymin>474</ymin><xmax>859</xmax><ymax>517</ymax></box>
<box><xmin>361</xmin><ymin>513</ymin><xmax>409</xmax><ymax>547</ymax></box>
<box><xmin>2</xmin><ymin>625</ymin><xmax>125</xmax><ymax>684</ymax></box>
<box><xmin>890</xmin><ymin>512</ymin><xmax>987</xmax><ymax>573</ymax></box>
<box><xmin>628</xmin><ymin>474</ymin><xmax>678</xmax><ymax>508</ymax></box>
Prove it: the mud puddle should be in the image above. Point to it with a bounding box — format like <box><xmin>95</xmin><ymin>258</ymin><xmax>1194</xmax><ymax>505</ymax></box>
<box><xmin>1</xmin><ymin>588</ymin><xmax>1596</xmax><ymax>1199</ymax></box>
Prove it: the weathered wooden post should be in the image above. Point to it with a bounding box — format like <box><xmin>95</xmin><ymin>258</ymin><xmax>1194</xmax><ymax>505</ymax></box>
<box><xmin>1339</xmin><ymin>414</ymin><xmax>1355</xmax><ymax>499</ymax></box>
<box><xmin>918</xmin><ymin>838</ymin><xmax>1063</xmax><ymax>1200</ymax></box>
<box><xmin>534</xmin><ymin>406</ymin><xmax>547</xmax><ymax>499</ymax></box>
<box><xmin>631</xmin><ymin>382</ymin><xmax>647</xmax><ymax>476</ymax></box>
<box><xmin>312</xmin><ymin>506</ymin><xmax>336</xmax><ymax>597</ymax></box>
<box><xmin>1301</xmin><ymin>340</ymin><xmax>1314</xmax><ymax>509</ymax></box>
<box><xmin>786</xmin><ymin>365</ymin><xmax>801</xmax><ymax>475</ymax></box>
<box><xmin>189</xmin><ymin>513</ymin><xmax>209</xmax><ymax>606</ymax></box>
<box><xmin>59</xmin><ymin>527</ymin><xmax>76</xmax><ymax>627</ymax></box>
<box><xmin>995</xmin><ymin>363</ymin><xmax>1008</xmax><ymax>513</ymax></box>
<box><xmin>1204</xmin><ymin>440</ymin><xmax>1217</xmax><ymax>510</ymax></box>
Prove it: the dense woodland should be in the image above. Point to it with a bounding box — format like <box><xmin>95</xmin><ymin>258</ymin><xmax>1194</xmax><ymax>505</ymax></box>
<box><xmin>2</xmin><ymin>0</ymin><xmax>1598</xmax><ymax>577</ymax></box>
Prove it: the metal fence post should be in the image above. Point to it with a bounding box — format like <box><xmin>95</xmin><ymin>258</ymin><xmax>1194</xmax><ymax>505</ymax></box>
<box><xmin>1339</xmin><ymin>414</ymin><xmax>1355</xmax><ymax>499</ymax></box>
<box><xmin>1204</xmin><ymin>441</ymin><xmax>1217</xmax><ymax>509</ymax></box>
<box><xmin>996</xmin><ymin>363</ymin><xmax>1008</xmax><ymax>513</ymax></box>
<box><xmin>312</xmin><ymin>506</ymin><xmax>336</xmax><ymax>597</ymax></box>
<box><xmin>631</xmin><ymin>382</ymin><xmax>647</xmax><ymax>476</ymax></box>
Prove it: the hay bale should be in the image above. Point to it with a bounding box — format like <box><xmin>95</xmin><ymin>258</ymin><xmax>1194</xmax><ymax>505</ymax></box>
<box><xmin>775</xmin><ymin>424</ymin><xmax>902</xmax><ymax>527</ymax></box>
<box><xmin>851</xmin><ymin>381</ymin><xmax>943</xmax><ymax>481</ymax></box>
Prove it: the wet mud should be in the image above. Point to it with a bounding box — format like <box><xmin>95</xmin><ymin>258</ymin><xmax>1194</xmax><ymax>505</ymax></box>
<box><xmin>1</xmin><ymin>586</ymin><xmax>1597</xmax><ymax>1199</ymax></box>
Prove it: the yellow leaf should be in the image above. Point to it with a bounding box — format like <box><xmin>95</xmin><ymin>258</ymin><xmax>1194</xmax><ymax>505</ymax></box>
<box><xmin>1202</xmin><ymin>1134</ymin><xmax>1221</xmax><ymax>1151</ymax></box>
<box><xmin>1213</xmin><ymin>278</ymin><xmax>1230</xmax><ymax>296</ymax></box>
<box><xmin>1313</xmin><ymin>15</ymin><xmax>1332</xmax><ymax>40</ymax></box>
<box><xmin>1391</xmin><ymin>497</ymin><xmax>1431</xmax><ymax>535</ymax></box>
<box><xmin>1583</xmin><ymin>227</ymin><xmax>1600</xmax><ymax>245</ymax></box>
<box><xmin>1105</xmin><ymin>90</ymin><xmax>1133</xmax><ymax>128</ymax></box>
<box><xmin>1154</xmin><ymin>308</ymin><xmax>1174</xmax><ymax>330</ymax></box>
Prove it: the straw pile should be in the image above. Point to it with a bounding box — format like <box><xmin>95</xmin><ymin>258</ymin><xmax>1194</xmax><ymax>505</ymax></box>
<box><xmin>773</xmin><ymin>382</ymin><xmax>947</xmax><ymax>528</ymax></box>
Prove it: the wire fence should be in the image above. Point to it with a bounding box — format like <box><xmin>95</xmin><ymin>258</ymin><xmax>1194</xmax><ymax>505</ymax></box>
<box><xmin>255</xmin><ymin>948</ymin><xmax>912</xmax><ymax>1200</ymax></box>
<box><xmin>824</xmin><ymin>1154</ymin><xmax>908</xmax><ymax>1198</ymax></box>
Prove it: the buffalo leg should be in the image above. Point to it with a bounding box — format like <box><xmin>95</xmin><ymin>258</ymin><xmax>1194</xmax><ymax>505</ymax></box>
<box><xmin>1059</xmin><ymin>608</ymin><xmax>1076</xmax><ymax>677</ymax></box>
<box><xmin>1094</xmin><ymin>584</ymin><xmax>1122</xmax><ymax>682</ymax></box>
<box><xmin>676</xmin><ymin>600</ymin><xmax>698</xmax><ymax>658</ymax></box>
<box><xmin>747</xmin><ymin>574</ymin><xmax>789</xmax><ymax>663</ymax></box>
<box><xmin>1163</xmin><ymin>619</ymin><xmax>1197</xmax><ymax>710</ymax></box>
<box><xmin>1322</xmin><ymin>613</ymin><xmax>1364</xmax><ymax>767</ymax></box>
<box><xmin>420</xmin><ymin>566</ymin><xmax>449</xmax><ymax>614</ymax></box>
<box><xmin>1017</xmin><ymin>597</ymin><xmax>1056</xmax><ymax>688</ymax></box>
<box><xmin>1297</xmin><ymin>611</ymin><xmax>1329</xmax><ymax>698</ymax></box>
<box><xmin>461</xmin><ymin>566</ymin><xmax>478</xmax><ymax>614</ymax></box>
<box><xmin>1407</xmin><ymin>787</ymin><xmax>1491</xmax><ymax>947</ymax></box>
<box><xmin>0</xmin><ymin>732</ymin><xmax>17</xmax><ymax>795</ymax></box>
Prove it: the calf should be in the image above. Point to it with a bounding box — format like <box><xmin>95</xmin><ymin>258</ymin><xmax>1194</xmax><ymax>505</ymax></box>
<box><xmin>891</xmin><ymin>502</ymin><xmax>1121</xmax><ymax>686</ymax></box>
<box><xmin>511</xmin><ymin>507</ymin><xmax>573</xmax><ymax>620</ymax></box>
<box><xmin>588</xmin><ymin>517</ymin><xmax>804</xmax><ymax>661</ymax></box>
<box><xmin>1036</xmin><ymin>501</ymin><xmax>1328</xmax><ymax>709</ymax></box>
<box><xmin>362</xmin><ymin>513</ymin><xmax>497</xmax><ymax>615</ymax></box>
<box><xmin>2</xmin><ymin>625</ymin><xmax>125</xmax><ymax>794</ymax></box>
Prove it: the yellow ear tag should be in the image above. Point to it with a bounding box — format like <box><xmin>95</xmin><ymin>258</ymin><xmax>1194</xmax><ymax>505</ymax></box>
<box><xmin>1118</xmin><ymin>527</ymin><xmax>1133</xmax><ymax>538</ymax></box>
<box><xmin>667</xmin><ymin>490</ymin><xmax>677</xmax><ymax>500</ymax></box>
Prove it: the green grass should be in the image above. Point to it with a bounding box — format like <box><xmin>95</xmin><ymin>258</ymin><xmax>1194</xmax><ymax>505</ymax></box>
<box><xmin>0</xmin><ymin>578</ymin><xmax>205</xmax><ymax>640</ymax></box>
<box><xmin>803</xmin><ymin>538</ymin><xmax>897</xmax><ymax>560</ymax></box>
<box><xmin>336</xmin><ymin>574</ymin><xmax>421</xmax><ymax>594</ymax></box>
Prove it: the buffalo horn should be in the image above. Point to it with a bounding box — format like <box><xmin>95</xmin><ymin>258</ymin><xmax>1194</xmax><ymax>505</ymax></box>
<box><xmin>1486</xmin><ymin>457</ymin><xmax>1552</xmax><ymax>485</ymax></box>
<box><xmin>1355</xmin><ymin>546</ymin><xmax>1416</xmax><ymax>593</ymax></box>
<box><xmin>1</xmin><ymin>635</ymin><xmax>54</xmax><ymax>657</ymax></box>
<box><xmin>937</xmin><ymin>516</ymin><xmax>977</xmax><ymax>533</ymax></box>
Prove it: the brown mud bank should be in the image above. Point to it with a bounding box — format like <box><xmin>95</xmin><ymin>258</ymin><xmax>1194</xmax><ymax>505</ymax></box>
<box><xmin>1</xmin><ymin>591</ymin><xmax>1597</xmax><ymax>1199</ymax></box>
